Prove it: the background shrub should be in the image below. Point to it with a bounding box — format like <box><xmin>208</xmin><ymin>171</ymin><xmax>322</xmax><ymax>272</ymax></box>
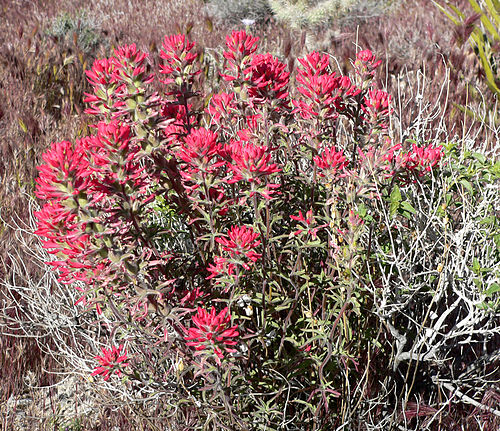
<box><xmin>268</xmin><ymin>0</ymin><xmax>356</xmax><ymax>28</ymax></box>
<box><xmin>205</xmin><ymin>0</ymin><xmax>273</xmax><ymax>25</ymax></box>
<box><xmin>46</xmin><ymin>8</ymin><xmax>105</xmax><ymax>54</ymax></box>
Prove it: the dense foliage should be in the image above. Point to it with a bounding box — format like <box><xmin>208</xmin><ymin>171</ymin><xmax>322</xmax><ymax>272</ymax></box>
<box><xmin>31</xmin><ymin>28</ymin><xmax>500</xmax><ymax>430</ymax></box>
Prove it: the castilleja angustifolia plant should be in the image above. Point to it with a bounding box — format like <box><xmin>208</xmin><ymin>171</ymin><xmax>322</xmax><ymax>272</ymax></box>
<box><xmin>34</xmin><ymin>31</ymin><xmax>443</xmax><ymax>429</ymax></box>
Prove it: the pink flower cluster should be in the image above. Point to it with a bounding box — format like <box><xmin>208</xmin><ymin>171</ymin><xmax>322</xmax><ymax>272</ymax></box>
<box><xmin>160</xmin><ymin>34</ymin><xmax>200</xmax><ymax>87</ymax></box>
<box><xmin>357</xmin><ymin>139</ymin><xmax>444</xmax><ymax>181</ymax></box>
<box><xmin>313</xmin><ymin>147</ymin><xmax>348</xmax><ymax>177</ymax></box>
<box><xmin>92</xmin><ymin>345</ymin><xmax>129</xmax><ymax>381</ymax></box>
<box><xmin>353</xmin><ymin>49</ymin><xmax>382</xmax><ymax>88</ymax></box>
<box><xmin>206</xmin><ymin>92</ymin><xmax>236</xmax><ymax>128</ymax></box>
<box><xmin>177</xmin><ymin>128</ymin><xmax>221</xmax><ymax>174</ymax></box>
<box><xmin>246</xmin><ymin>53</ymin><xmax>290</xmax><ymax>107</ymax></box>
<box><xmin>84</xmin><ymin>44</ymin><xmax>153</xmax><ymax>117</ymax></box>
<box><xmin>217</xmin><ymin>225</ymin><xmax>262</xmax><ymax>264</ymax></box>
<box><xmin>363</xmin><ymin>88</ymin><xmax>392</xmax><ymax>130</ymax></box>
<box><xmin>208</xmin><ymin>225</ymin><xmax>262</xmax><ymax>280</ymax></box>
<box><xmin>294</xmin><ymin>52</ymin><xmax>360</xmax><ymax>120</ymax></box>
<box><xmin>35</xmin><ymin>53</ymin><xmax>163</xmax><ymax>303</ymax></box>
<box><xmin>185</xmin><ymin>307</ymin><xmax>239</xmax><ymax>365</ymax></box>
<box><xmin>34</xmin><ymin>139</ymin><xmax>93</xmax><ymax>287</ymax></box>
<box><xmin>401</xmin><ymin>143</ymin><xmax>444</xmax><ymax>175</ymax></box>
<box><xmin>227</xmin><ymin>140</ymin><xmax>281</xmax><ymax>183</ymax></box>
<box><xmin>221</xmin><ymin>31</ymin><xmax>289</xmax><ymax>109</ymax></box>
<box><xmin>221</xmin><ymin>30</ymin><xmax>260</xmax><ymax>82</ymax></box>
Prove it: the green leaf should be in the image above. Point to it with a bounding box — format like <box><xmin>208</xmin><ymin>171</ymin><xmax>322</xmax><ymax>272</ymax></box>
<box><xmin>460</xmin><ymin>179</ymin><xmax>474</xmax><ymax>194</ymax></box>
<box><xmin>389</xmin><ymin>185</ymin><xmax>402</xmax><ymax>216</ymax></box>
<box><xmin>126</xmin><ymin>98</ymin><xmax>137</xmax><ymax>110</ymax></box>
<box><xmin>77</xmin><ymin>196</ymin><xmax>88</xmax><ymax>207</ymax></box>
<box><xmin>433</xmin><ymin>1</ymin><xmax>461</xmax><ymax>25</ymax></box>
<box><xmin>493</xmin><ymin>233</ymin><xmax>500</xmax><ymax>250</ymax></box>
<box><xmin>473</xmin><ymin>37</ymin><xmax>500</xmax><ymax>95</ymax></box>
<box><xmin>480</xmin><ymin>216</ymin><xmax>496</xmax><ymax>225</ymax></box>
<box><xmin>489</xmin><ymin>161</ymin><xmax>500</xmax><ymax>176</ymax></box>
<box><xmin>468</xmin><ymin>0</ymin><xmax>500</xmax><ymax>39</ymax></box>
<box><xmin>447</xmin><ymin>2</ymin><xmax>466</xmax><ymax>20</ymax></box>
<box><xmin>472</xmin><ymin>152</ymin><xmax>486</xmax><ymax>164</ymax></box>
<box><xmin>473</xmin><ymin>257</ymin><xmax>481</xmax><ymax>275</ymax></box>
<box><xmin>484</xmin><ymin>0</ymin><xmax>500</xmax><ymax>28</ymax></box>
<box><xmin>476</xmin><ymin>301</ymin><xmax>489</xmax><ymax>310</ymax></box>
<box><xmin>485</xmin><ymin>283</ymin><xmax>500</xmax><ymax>295</ymax></box>
<box><xmin>357</xmin><ymin>203</ymin><xmax>367</xmax><ymax>218</ymax></box>
<box><xmin>391</xmin><ymin>185</ymin><xmax>402</xmax><ymax>202</ymax></box>
<box><xmin>400</xmin><ymin>201</ymin><xmax>416</xmax><ymax>215</ymax></box>
<box><xmin>293</xmin><ymin>399</ymin><xmax>316</xmax><ymax>410</ymax></box>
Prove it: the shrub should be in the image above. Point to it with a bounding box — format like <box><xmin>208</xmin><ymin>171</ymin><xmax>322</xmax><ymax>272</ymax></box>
<box><xmin>47</xmin><ymin>8</ymin><xmax>105</xmax><ymax>54</ymax></box>
<box><xmin>29</xmin><ymin>29</ymin><xmax>500</xmax><ymax>430</ymax></box>
<box><xmin>268</xmin><ymin>0</ymin><xmax>356</xmax><ymax>28</ymax></box>
<box><xmin>205</xmin><ymin>0</ymin><xmax>273</xmax><ymax>25</ymax></box>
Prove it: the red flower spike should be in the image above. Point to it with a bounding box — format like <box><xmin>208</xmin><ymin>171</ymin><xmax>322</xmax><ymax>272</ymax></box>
<box><xmin>84</xmin><ymin>57</ymin><xmax>126</xmax><ymax>116</ymax></box>
<box><xmin>353</xmin><ymin>49</ymin><xmax>382</xmax><ymax>86</ymax></box>
<box><xmin>35</xmin><ymin>140</ymin><xmax>92</xmax><ymax>202</ymax></box>
<box><xmin>313</xmin><ymin>147</ymin><xmax>348</xmax><ymax>176</ymax></box>
<box><xmin>159</xmin><ymin>34</ymin><xmax>199</xmax><ymax>85</ymax></box>
<box><xmin>176</xmin><ymin>128</ymin><xmax>221</xmax><ymax>172</ymax></box>
<box><xmin>383</xmin><ymin>141</ymin><xmax>402</xmax><ymax>165</ymax></box>
<box><xmin>290</xmin><ymin>210</ymin><xmax>307</xmax><ymax>223</ymax></box>
<box><xmin>223</xmin><ymin>30</ymin><xmax>260</xmax><ymax>63</ymax></box>
<box><xmin>356</xmin><ymin>49</ymin><xmax>379</xmax><ymax>64</ymax></box>
<box><xmin>35</xmin><ymin>201</ymin><xmax>89</xmax><ymax>258</ymax></box>
<box><xmin>180</xmin><ymin>287</ymin><xmax>206</xmax><ymax>305</ymax></box>
<box><xmin>401</xmin><ymin>143</ymin><xmax>443</xmax><ymax>175</ymax></box>
<box><xmin>161</xmin><ymin>34</ymin><xmax>197</xmax><ymax>67</ymax></box>
<box><xmin>85</xmin><ymin>58</ymin><xmax>116</xmax><ymax>88</ymax></box>
<box><xmin>363</xmin><ymin>88</ymin><xmax>392</xmax><ymax>129</ymax></box>
<box><xmin>357</xmin><ymin>140</ymin><xmax>403</xmax><ymax>179</ymax></box>
<box><xmin>221</xmin><ymin>30</ymin><xmax>259</xmax><ymax>81</ymax></box>
<box><xmin>85</xmin><ymin>121</ymin><xmax>152</xmax><ymax>198</ymax></box>
<box><xmin>92</xmin><ymin>345</ymin><xmax>129</xmax><ymax>381</ymax></box>
<box><xmin>185</xmin><ymin>307</ymin><xmax>239</xmax><ymax>365</ymax></box>
<box><xmin>84</xmin><ymin>45</ymin><xmax>155</xmax><ymax>118</ymax></box>
<box><xmin>206</xmin><ymin>92</ymin><xmax>236</xmax><ymax>126</ymax></box>
<box><xmin>290</xmin><ymin>209</ymin><xmax>325</xmax><ymax>238</ymax></box>
<box><xmin>228</xmin><ymin>140</ymin><xmax>281</xmax><ymax>182</ymax></box>
<box><xmin>161</xmin><ymin>102</ymin><xmax>195</xmax><ymax>142</ymax></box>
<box><xmin>294</xmin><ymin>52</ymin><xmax>360</xmax><ymax>119</ymax></box>
<box><xmin>296</xmin><ymin>52</ymin><xmax>330</xmax><ymax>82</ymax></box>
<box><xmin>216</xmin><ymin>225</ymin><xmax>262</xmax><ymax>263</ymax></box>
<box><xmin>112</xmin><ymin>43</ymin><xmax>154</xmax><ymax>85</ymax></box>
<box><xmin>348</xmin><ymin>210</ymin><xmax>363</xmax><ymax>227</ymax></box>
<box><xmin>245</xmin><ymin>53</ymin><xmax>290</xmax><ymax>106</ymax></box>
<box><xmin>206</xmin><ymin>256</ymin><xmax>237</xmax><ymax>280</ymax></box>
<box><xmin>162</xmin><ymin>102</ymin><xmax>191</xmax><ymax>121</ymax></box>
<box><xmin>114</xmin><ymin>44</ymin><xmax>148</xmax><ymax>65</ymax></box>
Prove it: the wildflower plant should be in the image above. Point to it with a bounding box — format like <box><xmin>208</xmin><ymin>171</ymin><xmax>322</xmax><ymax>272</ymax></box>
<box><xmin>92</xmin><ymin>345</ymin><xmax>129</xmax><ymax>381</ymax></box>
<box><xmin>32</xmin><ymin>29</ymin><xmax>499</xmax><ymax>429</ymax></box>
